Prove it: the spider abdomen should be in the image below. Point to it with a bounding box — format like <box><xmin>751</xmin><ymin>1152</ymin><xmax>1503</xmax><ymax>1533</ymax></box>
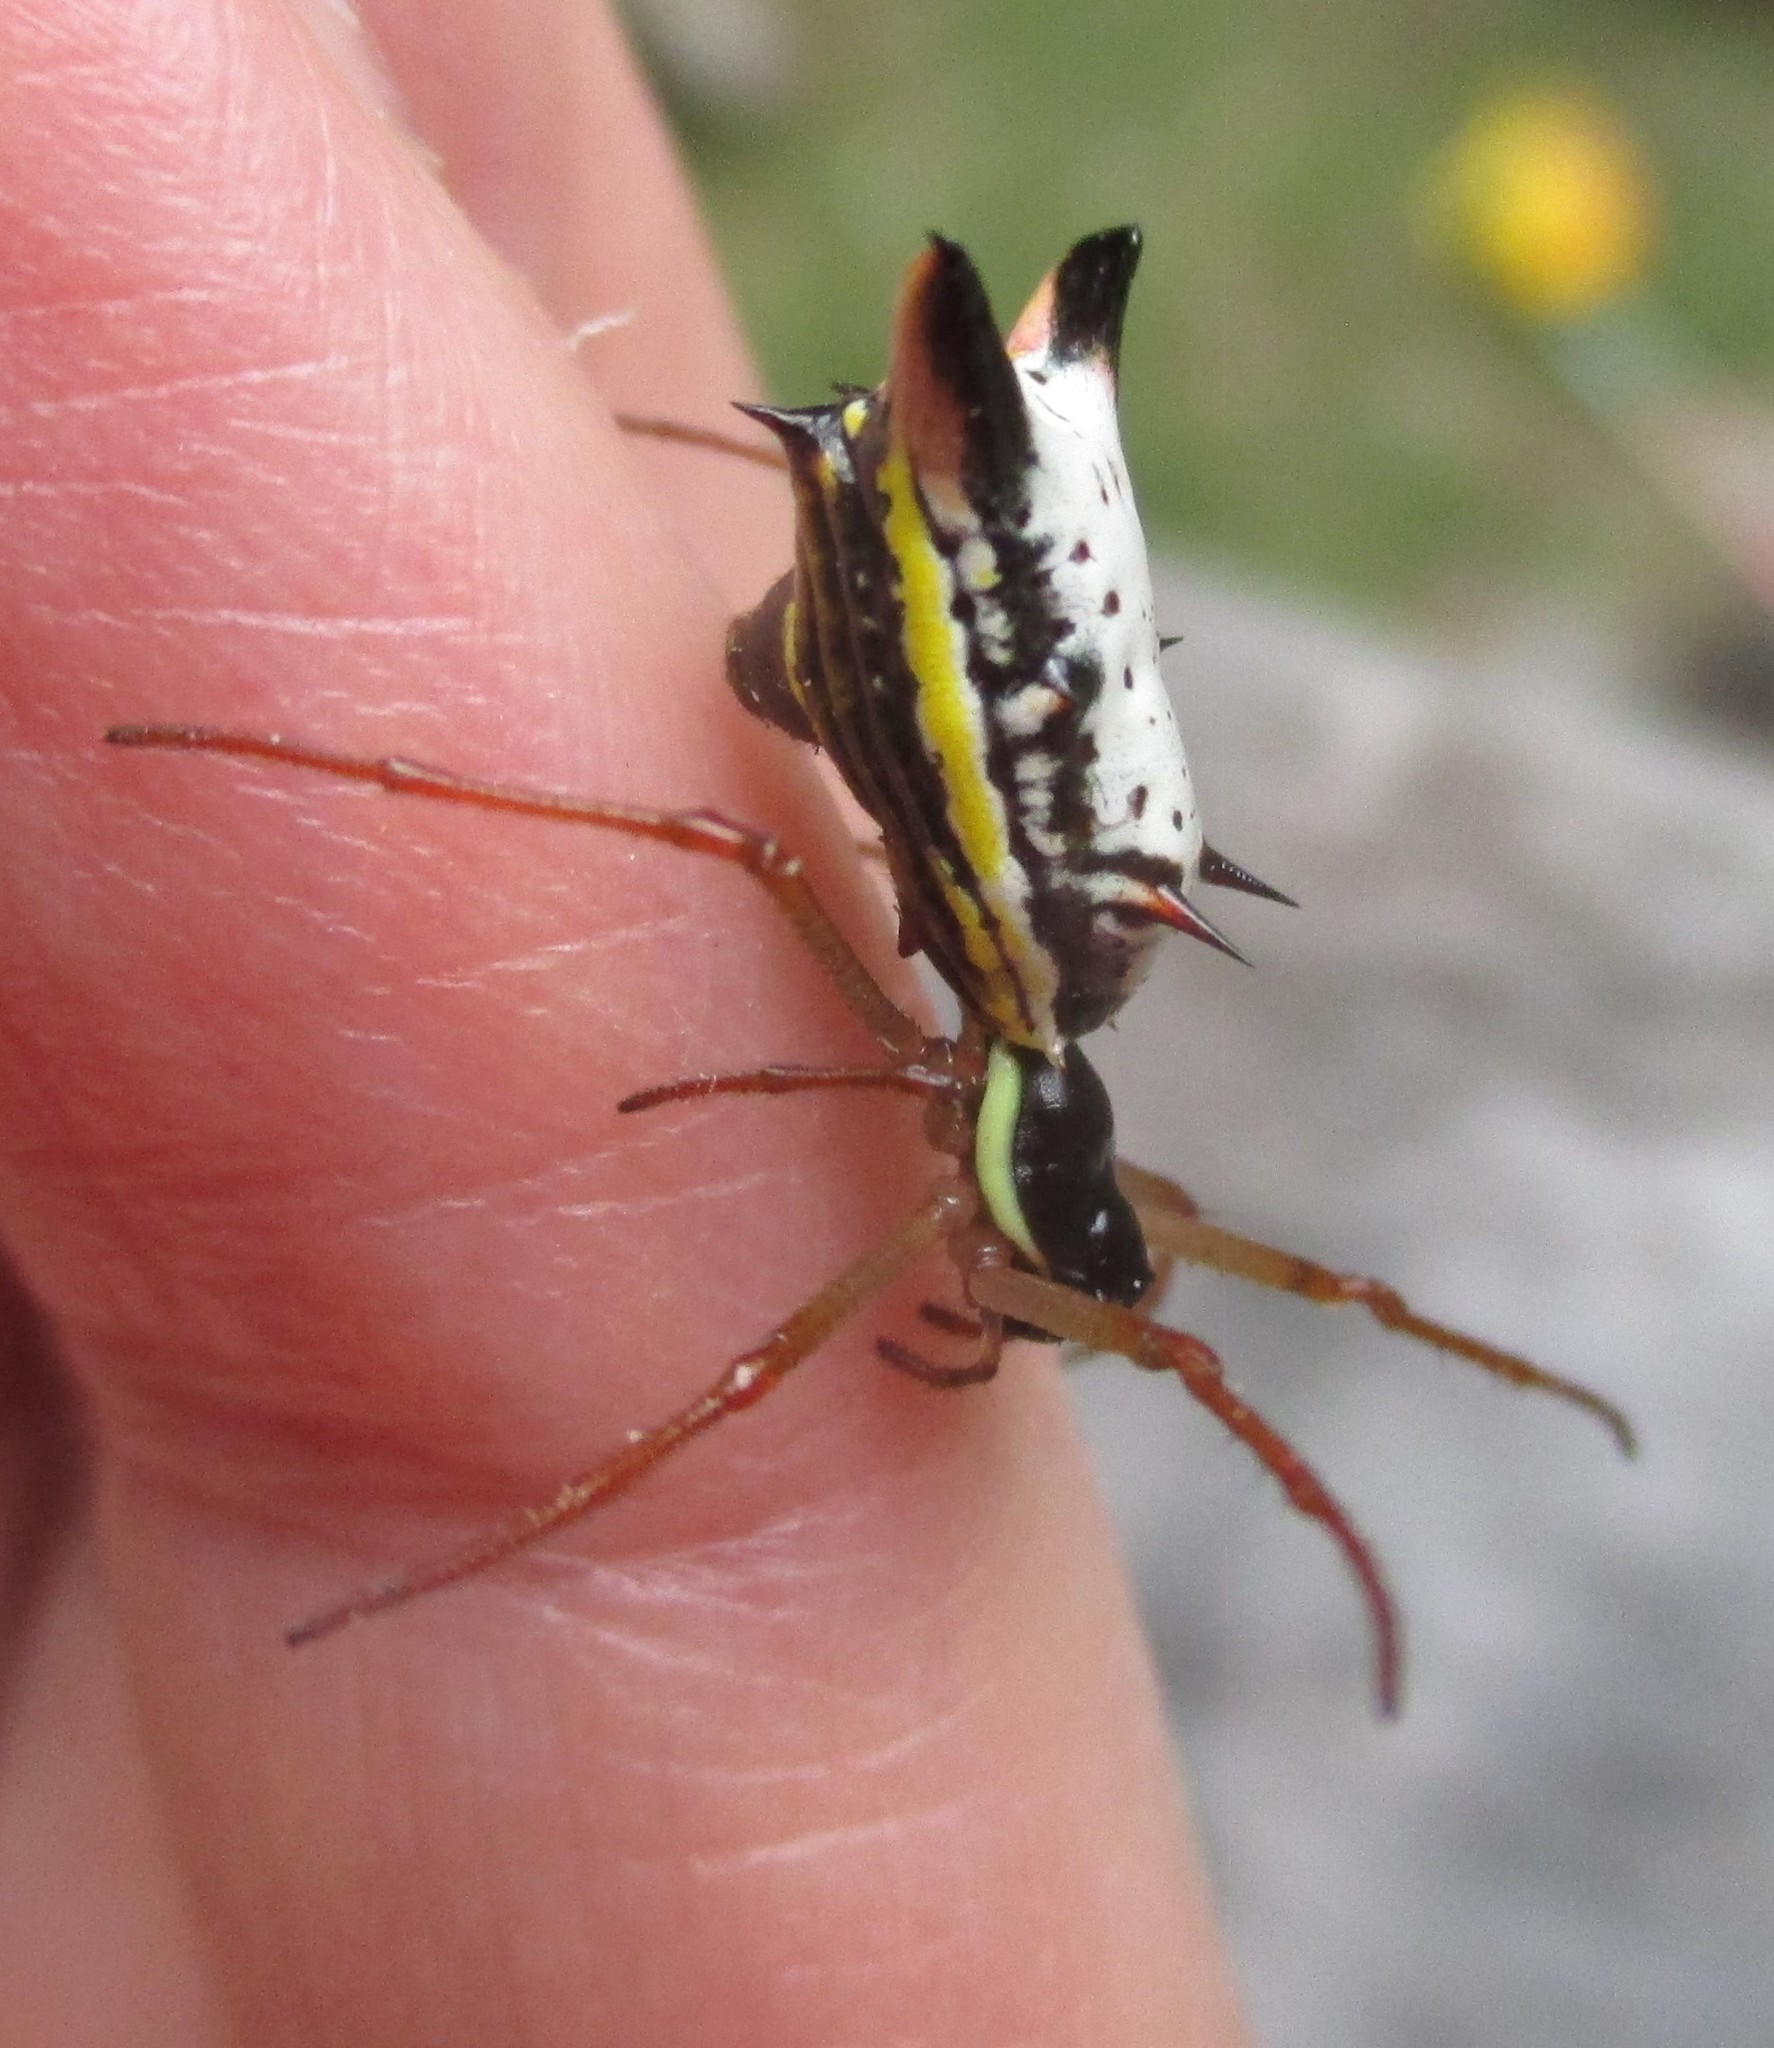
<box><xmin>729</xmin><ymin>229</ymin><xmax>1206</xmax><ymax>1058</ymax></box>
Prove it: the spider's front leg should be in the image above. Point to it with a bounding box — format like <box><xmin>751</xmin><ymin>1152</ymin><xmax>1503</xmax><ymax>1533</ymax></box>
<box><xmin>616</xmin><ymin>1047</ymin><xmax>1005</xmax><ymax>1389</ymax></box>
<box><xmin>104</xmin><ymin>724</ymin><xmax>979</xmax><ymax>1641</ymax></box>
<box><xmin>104</xmin><ymin>724</ymin><xmax>927</xmax><ymax>1065</ymax></box>
<box><xmin>286</xmin><ymin>1181</ymin><xmax>968</xmax><ymax>1646</ymax></box>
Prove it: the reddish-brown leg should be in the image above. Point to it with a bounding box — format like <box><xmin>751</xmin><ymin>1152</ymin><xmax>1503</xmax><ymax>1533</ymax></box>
<box><xmin>286</xmin><ymin>1184</ymin><xmax>966</xmax><ymax>1645</ymax></box>
<box><xmin>618</xmin><ymin>1064</ymin><xmax>949</xmax><ymax>1115</ymax></box>
<box><xmin>1117</xmin><ymin>1159</ymin><xmax>1636</xmax><ymax>1456</ymax></box>
<box><xmin>917</xmin><ymin>1301</ymin><xmax>984</xmax><ymax>1340</ymax></box>
<box><xmin>966</xmin><ymin>1261</ymin><xmax>1402</xmax><ymax>1714</ymax></box>
<box><xmin>877</xmin><ymin>1310</ymin><xmax>1005</xmax><ymax>1390</ymax></box>
<box><xmin>104</xmin><ymin>725</ymin><xmax>928</xmax><ymax>1063</ymax></box>
<box><xmin>618</xmin><ymin>1061</ymin><xmax>999</xmax><ymax>1387</ymax></box>
<box><xmin>617</xmin><ymin>1058</ymin><xmax>998</xmax><ymax>1378</ymax></box>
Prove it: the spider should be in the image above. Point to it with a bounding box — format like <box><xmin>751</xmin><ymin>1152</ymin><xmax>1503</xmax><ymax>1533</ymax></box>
<box><xmin>107</xmin><ymin>228</ymin><xmax>1632</xmax><ymax>1711</ymax></box>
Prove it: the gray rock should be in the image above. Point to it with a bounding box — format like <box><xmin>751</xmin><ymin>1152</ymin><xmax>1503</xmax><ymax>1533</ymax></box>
<box><xmin>1075</xmin><ymin>562</ymin><xmax>1774</xmax><ymax>2047</ymax></box>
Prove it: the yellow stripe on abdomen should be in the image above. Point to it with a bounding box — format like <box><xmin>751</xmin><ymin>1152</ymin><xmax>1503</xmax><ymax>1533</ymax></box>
<box><xmin>878</xmin><ymin>438</ymin><xmax>1059</xmax><ymax>1049</ymax></box>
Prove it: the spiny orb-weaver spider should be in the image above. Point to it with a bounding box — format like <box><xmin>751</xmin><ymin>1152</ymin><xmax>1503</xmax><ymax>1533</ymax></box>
<box><xmin>107</xmin><ymin>227</ymin><xmax>1632</xmax><ymax>1712</ymax></box>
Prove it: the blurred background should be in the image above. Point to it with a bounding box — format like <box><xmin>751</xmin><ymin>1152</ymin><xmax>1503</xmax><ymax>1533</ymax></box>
<box><xmin>637</xmin><ymin>0</ymin><xmax>1774</xmax><ymax>722</ymax></box>
<box><xmin>622</xmin><ymin>4</ymin><xmax>1772</xmax><ymax>2041</ymax></box>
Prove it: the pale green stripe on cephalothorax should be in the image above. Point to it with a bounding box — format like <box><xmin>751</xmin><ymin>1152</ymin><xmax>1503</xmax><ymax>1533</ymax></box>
<box><xmin>974</xmin><ymin>1038</ymin><xmax>1043</xmax><ymax>1269</ymax></box>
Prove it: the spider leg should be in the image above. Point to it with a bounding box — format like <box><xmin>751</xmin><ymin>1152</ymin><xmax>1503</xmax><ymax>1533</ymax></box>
<box><xmin>917</xmin><ymin>1301</ymin><xmax>984</xmax><ymax>1340</ymax></box>
<box><xmin>618</xmin><ymin>1063</ymin><xmax>994</xmax><ymax>1381</ymax></box>
<box><xmin>877</xmin><ymin>1309</ymin><xmax>1004</xmax><ymax>1389</ymax></box>
<box><xmin>286</xmin><ymin>1183</ymin><xmax>965</xmax><ymax>1647</ymax></box>
<box><xmin>612</xmin><ymin>411</ymin><xmax>790</xmax><ymax>471</ymax></box>
<box><xmin>966</xmin><ymin>1261</ymin><xmax>1402</xmax><ymax>1715</ymax></box>
<box><xmin>618</xmin><ymin>1063</ymin><xmax>948</xmax><ymax>1115</ymax></box>
<box><xmin>1116</xmin><ymin>1160</ymin><xmax>1635</xmax><ymax>1456</ymax></box>
<box><xmin>104</xmin><ymin>725</ymin><xmax>927</xmax><ymax>1063</ymax></box>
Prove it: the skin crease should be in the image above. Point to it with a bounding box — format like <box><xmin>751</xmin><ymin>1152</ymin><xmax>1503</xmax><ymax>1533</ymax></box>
<box><xmin>0</xmin><ymin>1</ymin><xmax>1251</xmax><ymax>2042</ymax></box>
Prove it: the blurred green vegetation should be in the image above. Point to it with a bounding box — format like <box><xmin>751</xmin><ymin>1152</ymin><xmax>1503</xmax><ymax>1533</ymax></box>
<box><xmin>644</xmin><ymin>0</ymin><xmax>1774</xmax><ymax>619</ymax></box>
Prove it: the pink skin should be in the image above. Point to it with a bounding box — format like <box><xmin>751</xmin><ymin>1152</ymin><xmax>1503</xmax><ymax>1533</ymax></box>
<box><xmin>0</xmin><ymin>3</ymin><xmax>1248</xmax><ymax>2043</ymax></box>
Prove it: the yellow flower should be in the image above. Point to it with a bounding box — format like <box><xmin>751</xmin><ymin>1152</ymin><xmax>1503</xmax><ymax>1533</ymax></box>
<box><xmin>1432</xmin><ymin>92</ymin><xmax>1655</xmax><ymax>321</ymax></box>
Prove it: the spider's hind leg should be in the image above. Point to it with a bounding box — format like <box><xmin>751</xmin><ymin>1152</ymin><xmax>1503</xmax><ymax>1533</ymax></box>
<box><xmin>964</xmin><ymin>1260</ymin><xmax>1402</xmax><ymax>1715</ymax></box>
<box><xmin>1114</xmin><ymin>1159</ymin><xmax>1635</xmax><ymax>1455</ymax></box>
